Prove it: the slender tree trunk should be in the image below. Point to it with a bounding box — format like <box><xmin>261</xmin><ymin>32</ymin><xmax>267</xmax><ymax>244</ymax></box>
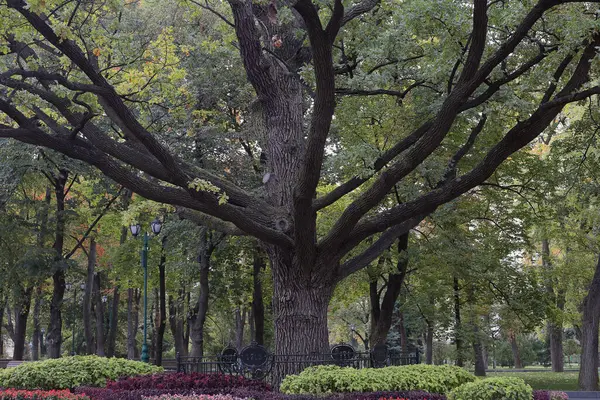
<box><xmin>509</xmin><ymin>332</ymin><xmax>522</xmax><ymax>369</ymax></box>
<box><xmin>12</xmin><ymin>286</ymin><xmax>33</xmax><ymax>360</ymax></box>
<box><xmin>370</xmin><ymin>234</ymin><xmax>410</xmax><ymax>345</ymax></box>
<box><xmin>190</xmin><ymin>236</ymin><xmax>210</xmax><ymax>358</ymax></box>
<box><xmin>468</xmin><ymin>285</ymin><xmax>485</xmax><ymax>376</ymax></box>
<box><xmin>47</xmin><ymin>169</ymin><xmax>68</xmax><ymax>359</ymax></box>
<box><xmin>94</xmin><ymin>273</ymin><xmax>105</xmax><ymax>356</ymax></box>
<box><xmin>32</xmin><ymin>188</ymin><xmax>50</xmax><ymax>361</ymax></box>
<box><xmin>31</xmin><ymin>286</ymin><xmax>42</xmax><ymax>361</ymax></box>
<box><xmin>155</xmin><ymin>242</ymin><xmax>166</xmax><ymax>365</ymax></box>
<box><xmin>169</xmin><ymin>294</ymin><xmax>184</xmax><ymax>357</ymax></box>
<box><xmin>106</xmin><ymin>286</ymin><xmax>119</xmax><ymax>357</ymax></box>
<box><xmin>453</xmin><ymin>276</ymin><xmax>464</xmax><ymax>367</ymax></box>
<box><xmin>398</xmin><ymin>311</ymin><xmax>408</xmax><ymax>352</ymax></box>
<box><xmin>578</xmin><ymin>253</ymin><xmax>600</xmax><ymax>390</ymax></box>
<box><xmin>83</xmin><ymin>239</ymin><xmax>96</xmax><ymax>354</ymax></box>
<box><xmin>543</xmin><ymin>239</ymin><xmax>565</xmax><ymax>372</ymax></box>
<box><xmin>127</xmin><ymin>288</ymin><xmax>135</xmax><ymax>359</ymax></box>
<box><xmin>425</xmin><ymin>321</ymin><xmax>433</xmax><ymax>364</ymax></box>
<box><xmin>0</xmin><ymin>298</ymin><xmax>3</xmax><ymax>357</ymax></box>
<box><xmin>235</xmin><ymin>308</ymin><xmax>246</xmax><ymax>350</ymax></box>
<box><xmin>252</xmin><ymin>247</ymin><xmax>265</xmax><ymax>345</ymax></box>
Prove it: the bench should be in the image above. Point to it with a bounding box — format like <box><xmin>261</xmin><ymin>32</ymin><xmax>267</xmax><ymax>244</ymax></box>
<box><xmin>6</xmin><ymin>360</ymin><xmax>26</xmax><ymax>368</ymax></box>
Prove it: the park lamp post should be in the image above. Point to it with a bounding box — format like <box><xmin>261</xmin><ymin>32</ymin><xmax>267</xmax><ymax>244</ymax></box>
<box><xmin>130</xmin><ymin>217</ymin><xmax>162</xmax><ymax>363</ymax></box>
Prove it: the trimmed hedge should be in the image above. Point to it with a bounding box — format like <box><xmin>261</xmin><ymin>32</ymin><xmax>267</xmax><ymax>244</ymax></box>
<box><xmin>448</xmin><ymin>377</ymin><xmax>532</xmax><ymax>400</ymax></box>
<box><xmin>280</xmin><ymin>365</ymin><xmax>475</xmax><ymax>395</ymax></box>
<box><xmin>0</xmin><ymin>356</ymin><xmax>162</xmax><ymax>390</ymax></box>
<box><xmin>106</xmin><ymin>373</ymin><xmax>271</xmax><ymax>391</ymax></box>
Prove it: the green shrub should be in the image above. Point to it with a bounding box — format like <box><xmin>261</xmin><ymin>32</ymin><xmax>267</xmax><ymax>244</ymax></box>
<box><xmin>280</xmin><ymin>364</ymin><xmax>476</xmax><ymax>395</ymax></box>
<box><xmin>0</xmin><ymin>355</ymin><xmax>162</xmax><ymax>390</ymax></box>
<box><xmin>448</xmin><ymin>377</ymin><xmax>533</xmax><ymax>400</ymax></box>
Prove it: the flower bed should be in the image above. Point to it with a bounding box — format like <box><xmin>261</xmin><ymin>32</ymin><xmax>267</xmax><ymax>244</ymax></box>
<box><xmin>533</xmin><ymin>391</ymin><xmax>569</xmax><ymax>400</ymax></box>
<box><xmin>75</xmin><ymin>388</ymin><xmax>446</xmax><ymax>400</ymax></box>
<box><xmin>0</xmin><ymin>389</ymin><xmax>89</xmax><ymax>399</ymax></box>
<box><xmin>106</xmin><ymin>373</ymin><xmax>270</xmax><ymax>392</ymax></box>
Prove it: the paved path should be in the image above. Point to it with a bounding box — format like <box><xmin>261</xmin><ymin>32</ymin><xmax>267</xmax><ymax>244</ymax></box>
<box><xmin>565</xmin><ymin>392</ymin><xmax>600</xmax><ymax>399</ymax></box>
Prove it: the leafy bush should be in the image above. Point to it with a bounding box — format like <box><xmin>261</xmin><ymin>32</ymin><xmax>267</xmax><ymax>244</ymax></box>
<box><xmin>280</xmin><ymin>365</ymin><xmax>475</xmax><ymax>395</ymax></box>
<box><xmin>448</xmin><ymin>377</ymin><xmax>532</xmax><ymax>400</ymax></box>
<box><xmin>75</xmin><ymin>388</ymin><xmax>446</xmax><ymax>400</ymax></box>
<box><xmin>0</xmin><ymin>356</ymin><xmax>162</xmax><ymax>390</ymax></box>
<box><xmin>0</xmin><ymin>388</ymin><xmax>89</xmax><ymax>399</ymax></box>
<box><xmin>106</xmin><ymin>373</ymin><xmax>270</xmax><ymax>392</ymax></box>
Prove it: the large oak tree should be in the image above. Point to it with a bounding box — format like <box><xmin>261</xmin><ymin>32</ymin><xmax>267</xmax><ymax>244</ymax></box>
<box><xmin>1</xmin><ymin>0</ymin><xmax>600</xmax><ymax>366</ymax></box>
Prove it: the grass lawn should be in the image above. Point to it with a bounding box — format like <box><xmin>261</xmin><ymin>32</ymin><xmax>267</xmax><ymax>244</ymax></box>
<box><xmin>487</xmin><ymin>372</ymin><xmax>579</xmax><ymax>390</ymax></box>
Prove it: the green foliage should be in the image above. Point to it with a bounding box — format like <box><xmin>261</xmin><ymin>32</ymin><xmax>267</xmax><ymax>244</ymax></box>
<box><xmin>0</xmin><ymin>356</ymin><xmax>162</xmax><ymax>390</ymax></box>
<box><xmin>279</xmin><ymin>365</ymin><xmax>475</xmax><ymax>395</ymax></box>
<box><xmin>487</xmin><ymin>372</ymin><xmax>578</xmax><ymax>391</ymax></box>
<box><xmin>448</xmin><ymin>377</ymin><xmax>532</xmax><ymax>400</ymax></box>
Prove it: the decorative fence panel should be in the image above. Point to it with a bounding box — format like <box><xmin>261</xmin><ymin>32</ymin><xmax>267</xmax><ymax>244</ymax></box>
<box><xmin>176</xmin><ymin>343</ymin><xmax>420</xmax><ymax>385</ymax></box>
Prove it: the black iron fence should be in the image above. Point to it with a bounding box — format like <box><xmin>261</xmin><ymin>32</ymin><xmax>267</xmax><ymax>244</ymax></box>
<box><xmin>176</xmin><ymin>343</ymin><xmax>419</xmax><ymax>384</ymax></box>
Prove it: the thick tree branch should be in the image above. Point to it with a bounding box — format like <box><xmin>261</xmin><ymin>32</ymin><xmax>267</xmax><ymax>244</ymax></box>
<box><xmin>342</xmin><ymin>0</ymin><xmax>379</xmax><ymax>26</ymax></box>
<box><xmin>345</xmin><ymin>34</ymin><xmax>600</xmax><ymax>249</ymax></box>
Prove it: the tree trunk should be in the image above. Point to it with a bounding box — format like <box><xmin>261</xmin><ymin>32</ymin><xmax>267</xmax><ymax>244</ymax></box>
<box><xmin>370</xmin><ymin>234</ymin><xmax>409</xmax><ymax>346</ymax></box>
<box><xmin>31</xmin><ymin>286</ymin><xmax>42</xmax><ymax>361</ymax></box>
<box><xmin>0</xmin><ymin>298</ymin><xmax>3</xmax><ymax>357</ymax></box>
<box><xmin>578</xmin><ymin>253</ymin><xmax>600</xmax><ymax>390</ymax></box>
<box><xmin>32</xmin><ymin>188</ymin><xmax>50</xmax><ymax>361</ymax></box>
<box><xmin>235</xmin><ymin>308</ymin><xmax>246</xmax><ymax>350</ymax></box>
<box><xmin>169</xmin><ymin>294</ymin><xmax>184</xmax><ymax>357</ymax></box>
<box><xmin>468</xmin><ymin>284</ymin><xmax>485</xmax><ymax>376</ymax></box>
<box><xmin>252</xmin><ymin>247</ymin><xmax>265</xmax><ymax>345</ymax></box>
<box><xmin>47</xmin><ymin>169</ymin><xmax>68</xmax><ymax>359</ymax></box>
<box><xmin>509</xmin><ymin>332</ymin><xmax>522</xmax><ymax>369</ymax></box>
<box><xmin>453</xmin><ymin>276</ymin><xmax>464</xmax><ymax>367</ymax></box>
<box><xmin>12</xmin><ymin>286</ymin><xmax>33</xmax><ymax>360</ymax></box>
<box><xmin>425</xmin><ymin>321</ymin><xmax>433</xmax><ymax>364</ymax></box>
<box><xmin>154</xmin><ymin>240</ymin><xmax>167</xmax><ymax>365</ymax></box>
<box><xmin>398</xmin><ymin>311</ymin><xmax>408</xmax><ymax>352</ymax></box>
<box><xmin>83</xmin><ymin>238</ymin><xmax>96</xmax><ymax>354</ymax></box>
<box><xmin>270</xmin><ymin>249</ymin><xmax>334</xmax><ymax>382</ymax></box>
<box><xmin>106</xmin><ymin>286</ymin><xmax>119</xmax><ymax>357</ymax></box>
<box><xmin>127</xmin><ymin>287</ymin><xmax>137</xmax><ymax>359</ymax></box>
<box><xmin>543</xmin><ymin>239</ymin><xmax>565</xmax><ymax>372</ymax></box>
<box><xmin>94</xmin><ymin>273</ymin><xmax>105</xmax><ymax>356</ymax></box>
<box><xmin>190</xmin><ymin>238</ymin><xmax>210</xmax><ymax>358</ymax></box>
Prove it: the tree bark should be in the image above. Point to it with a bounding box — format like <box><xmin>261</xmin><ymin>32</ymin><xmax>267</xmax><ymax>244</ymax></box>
<box><xmin>0</xmin><ymin>298</ymin><xmax>4</xmax><ymax>357</ymax></box>
<box><xmin>252</xmin><ymin>246</ymin><xmax>265</xmax><ymax>345</ymax></box>
<box><xmin>270</xmin><ymin>248</ymin><xmax>334</xmax><ymax>382</ymax></box>
<box><xmin>235</xmin><ymin>308</ymin><xmax>246</xmax><ymax>350</ymax></box>
<box><xmin>425</xmin><ymin>321</ymin><xmax>433</xmax><ymax>364</ymax></box>
<box><xmin>468</xmin><ymin>284</ymin><xmax>485</xmax><ymax>376</ymax></box>
<box><xmin>370</xmin><ymin>234</ymin><xmax>409</xmax><ymax>346</ymax></box>
<box><xmin>453</xmin><ymin>276</ymin><xmax>464</xmax><ymax>367</ymax></box>
<box><xmin>94</xmin><ymin>273</ymin><xmax>105</xmax><ymax>356</ymax></box>
<box><xmin>578</xmin><ymin>253</ymin><xmax>600</xmax><ymax>390</ymax></box>
<box><xmin>12</xmin><ymin>286</ymin><xmax>33</xmax><ymax>360</ymax></box>
<box><xmin>509</xmin><ymin>332</ymin><xmax>522</xmax><ymax>369</ymax></box>
<box><xmin>83</xmin><ymin>238</ymin><xmax>96</xmax><ymax>354</ymax></box>
<box><xmin>31</xmin><ymin>286</ymin><xmax>42</xmax><ymax>360</ymax></box>
<box><xmin>106</xmin><ymin>286</ymin><xmax>119</xmax><ymax>357</ymax></box>
<box><xmin>127</xmin><ymin>287</ymin><xmax>138</xmax><ymax>359</ymax></box>
<box><xmin>154</xmin><ymin>241</ymin><xmax>167</xmax><ymax>365</ymax></box>
<box><xmin>47</xmin><ymin>169</ymin><xmax>69</xmax><ymax>359</ymax></box>
<box><xmin>190</xmin><ymin>234</ymin><xmax>211</xmax><ymax>358</ymax></box>
<box><xmin>542</xmin><ymin>239</ymin><xmax>565</xmax><ymax>372</ymax></box>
